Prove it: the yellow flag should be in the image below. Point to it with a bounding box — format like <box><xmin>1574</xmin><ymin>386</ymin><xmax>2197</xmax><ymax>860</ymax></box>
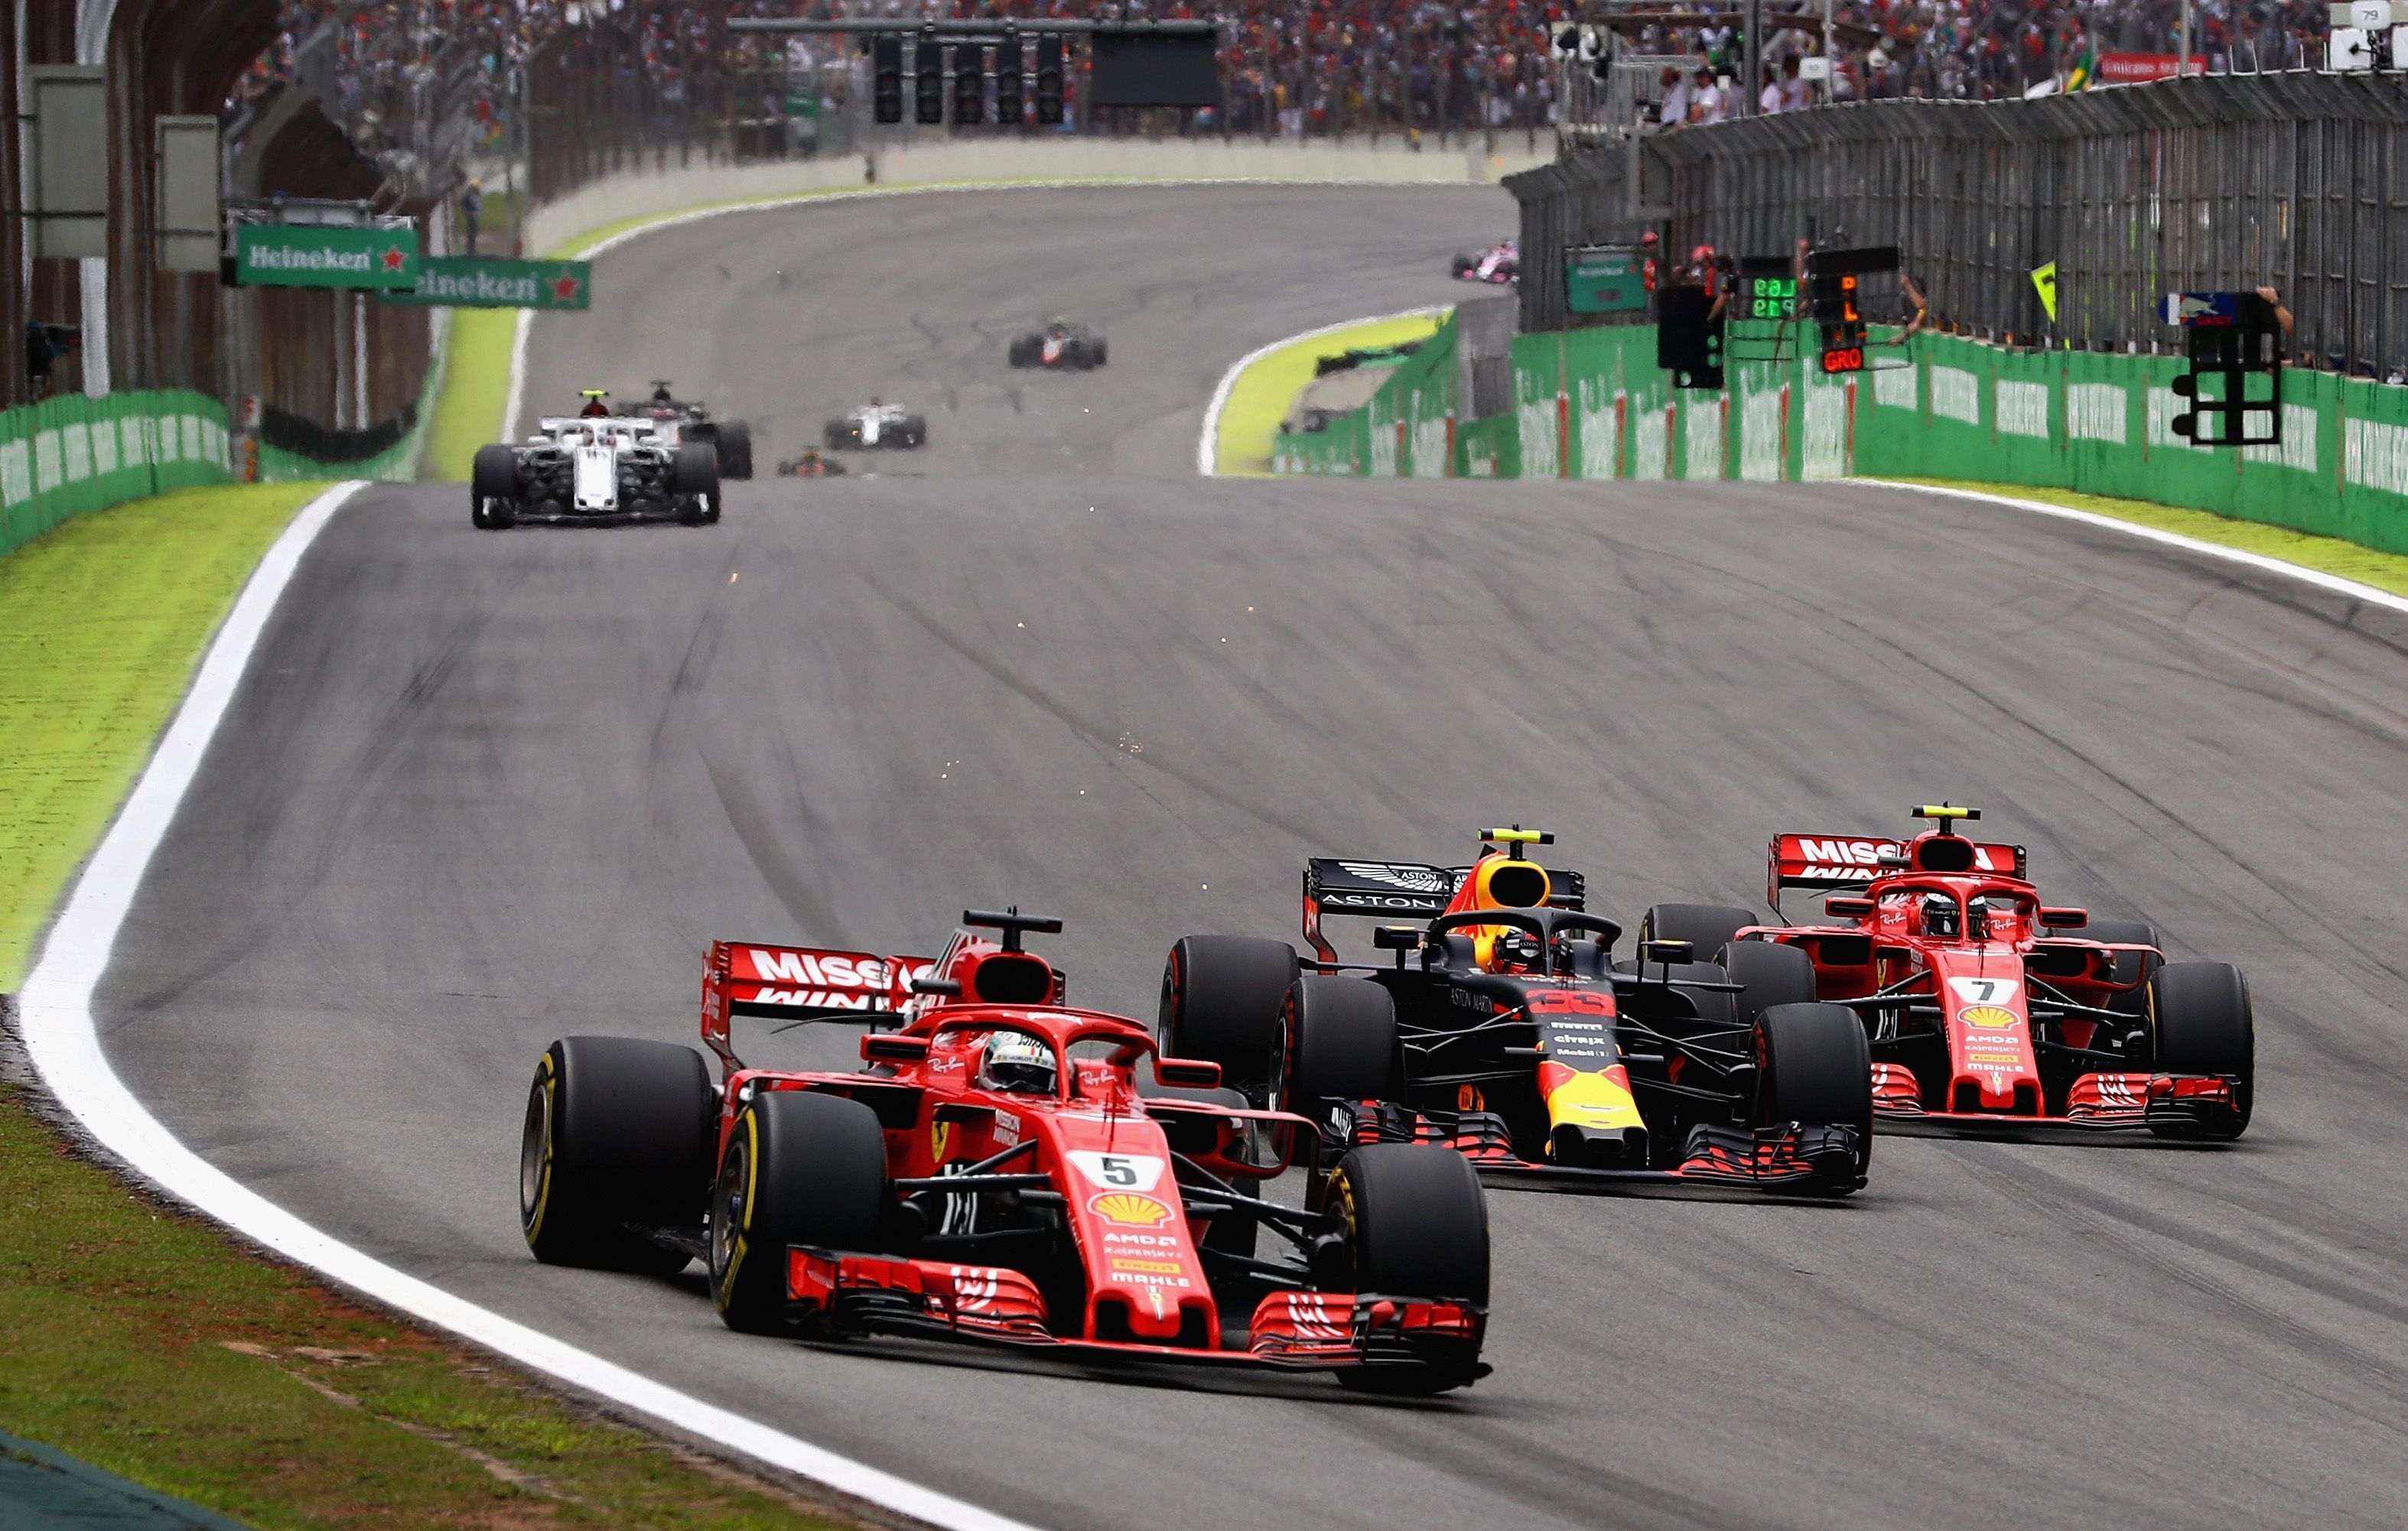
<box><xmin>2030</xmin><ymin>262</ymin><xmax>2059</xmax><ymax>321</ymax></box>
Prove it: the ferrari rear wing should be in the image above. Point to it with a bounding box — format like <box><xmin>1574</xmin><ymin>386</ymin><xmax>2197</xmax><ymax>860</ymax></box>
<box><xmin>1765</xmin><ymin>833</ymin><xmax>2028</xmax><ymax>909</ymax></box>
<box><xmin>701</xmin><ymin>940</ymin><xmax>932</xmax><ymax>1069</ymax></box>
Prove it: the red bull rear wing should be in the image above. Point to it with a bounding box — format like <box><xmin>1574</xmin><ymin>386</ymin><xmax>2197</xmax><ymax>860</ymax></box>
<box><xmin>1305</xmin><ymin>858</ymin><xmax>1586</xmax><ymax>918</ymax></box>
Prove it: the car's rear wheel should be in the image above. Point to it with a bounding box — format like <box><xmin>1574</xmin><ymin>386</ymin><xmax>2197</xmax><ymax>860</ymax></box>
<box><xmin>1755</xmin><ymin>1002</ymin><xmax>1873</xmax><ymax>1187</ymax></box>
<box><xmin>710</xmin><ymin>1091</ymin><xmax>889</xmax><ymax>1334</ymax></box>
<box><xmin>1008</xmin><ymin>336</ymin><xmax>1037</xmax><ymax>367</ymax></box>
<box><xmin>1089</xmin><ymin>338</ymin><xmax>1108</xmax><ymax>367</ymax></box>
<box><xmin>519</xmin><ymin>1036</ymin><xmax>711</xmax><ymax>1273</ymax></box>
<box><xmin>1159</xmin><ymin>935</ymin><xmax>1298</xmax><ymax>1104</ymax></box>
<box><xmin>713</xmin><ymin>421</ymin><xmax>753</xmax><ymax>479</ymax></box>
<box><xmin>1638</xmin><ymin>903</ymin><xmax>1759</xmax><ymax>964</ymax></box>
<box><xmin>1326</xmin><ymin>1144</ymin><xmax>1487</xmax><ymax>1393</ymax></box>
<box><xmin>471</xmin><ymin>444</ymin><xmax>519</xmax><ymax>530</ymax></box>
<box><xmin>1718</xmin><ymin>938</ymin><xmax>1818</xmax><ymax>1024</ymax></box>
<box><xmin>1286</xmin><ymin>974</ymin><xmax>1399</xmax><ymax>1110</ymax></box>
<box><xmin>903</xmin><ymin>415</ymin><xmax>928</xmax><ymax>447</ymax></box>
<box><xmin>2146</xmin><ymin>961</ymin><xmax>2253</xmax><ymax>1140</ymax></box>
<box><xmin>824</xmin><ymin>421</ymin><xmax>849</xmax><ymax>450</ymax></box>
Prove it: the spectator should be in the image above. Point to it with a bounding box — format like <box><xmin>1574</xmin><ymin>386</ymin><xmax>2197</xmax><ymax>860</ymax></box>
<box><xmin>1759</xmin><ymin>63</ymin><xmax>1783</xmax><ymax>114</ymax></box>
<box><xmin>460</xmin><ymin>178</ymin><xmax>483</xmax><ymax>257</ymax></box>
<box><xmin>1690</xmin><ymin>66</ymin><xmax>1724</xmax><ymax>124</ymax></box>
<box><xmin>1659</xmin><ymin>65</ymin><xmax>1691</xmax><ymax>126</ymax></box>
<box><xmin>1780</xmin><ymin>54</ymin><xmax>1812</xmax><ymax>110</ymax></box>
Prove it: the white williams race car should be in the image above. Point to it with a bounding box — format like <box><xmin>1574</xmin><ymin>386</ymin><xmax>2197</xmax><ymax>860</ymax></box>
<box><xmin>470</xmin><ymin>413</ymin><xmax>720</xmax><ymax>530</ymax></box>
<box><xmin>824</xmin><ymin>399</ymin><xmax>927</xmax><ymax>450</ymax></box>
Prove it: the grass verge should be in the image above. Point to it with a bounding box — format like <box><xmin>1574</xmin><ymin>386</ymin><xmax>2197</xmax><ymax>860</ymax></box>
<box><xmin>422</xmin><ymin>308</ymin><xmax>520</xmax><ymax>483</ymax></box>
<box><xmin>0</xmin><ymin>483</ymin><xmax>851</xmax><ymax>1530</ymax></box>
<box><xmin>0</xmin><ymin>483</ymin><xmax>326</xmax><ymax>990</ymax></box>
<box><xmin>1879</xmin><ymin>476</ymin><xmax>2408</xmax><ymax>600</ymax></box>
<box><xmin>1215</xmin><ymin>311</ymin><xmax>1443</xmax><ymax>476</ymax></box>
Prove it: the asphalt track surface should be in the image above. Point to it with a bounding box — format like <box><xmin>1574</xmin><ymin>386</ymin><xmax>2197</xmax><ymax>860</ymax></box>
<box><xmin>97</xmin><ymin>186</ymin><xmax>2408</xmax><ymax>1530</ymax></box>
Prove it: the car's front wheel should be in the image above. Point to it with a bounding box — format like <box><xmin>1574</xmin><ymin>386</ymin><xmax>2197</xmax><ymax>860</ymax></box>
<box><xmin>2147</xmin><ymin>961</ymin><xmax>2253</xmax><ymax>1140</ymax></box>
<box><xmin>1326</xmin><ymin>1144</ymin><xmax>1487</xmax><ymax>1393</ymax></box>
<box><xmin>470</xmin><ymin>444</ymin><xmax>519</xmax><ymax>530</ymax></box>
<box><xmin>710</xmin><ymin>1090</ymin><xmax>890</xmax><ymax>1334</ymax></box>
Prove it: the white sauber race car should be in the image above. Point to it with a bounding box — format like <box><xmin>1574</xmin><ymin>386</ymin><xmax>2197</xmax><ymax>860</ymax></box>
<box><xmin>471</xmin><ymin>401</ymin><xmax>720</xmax><ymax>530</ymax></box>
<box><xmin>824</xmin><ymin>398</ymin><xmax>927</xmax><ymax>451</ymax></box>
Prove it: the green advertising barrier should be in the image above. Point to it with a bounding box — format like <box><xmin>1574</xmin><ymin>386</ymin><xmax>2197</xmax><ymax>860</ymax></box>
<box><xmin>382</xmin><ymin>255</ymin><xmax>593</xmax><ymax>310</ymax></box>
<box><xmin>1278</xmin><ymin>314</ymin><xmax>2408</xmax><ymax>559</ymax></box>
<box><xmin>0</xmin><ymin>391</ymin><xmax>233</xmax><ymax>560</ymax></box>
<box><xmin>234</xmin><ymin>224</ymin><xmax>421</xmax><ymax>289</ymax></box>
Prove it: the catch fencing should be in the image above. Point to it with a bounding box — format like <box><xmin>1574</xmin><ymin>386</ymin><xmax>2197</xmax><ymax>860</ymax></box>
<box><xmin>1511</xmin><ymin>73</ymin><xmax>2408</xmax><ymax>384</ymax></box>
<box><xmin>1275</xmin><ymin>315</ymin><xmax>2408</xmax><ymax>557</ymax></box>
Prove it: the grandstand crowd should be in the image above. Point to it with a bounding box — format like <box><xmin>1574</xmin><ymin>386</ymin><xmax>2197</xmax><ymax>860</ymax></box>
<box><xmin>228</xmin><ymin>0</ymin><xmax>2334</xmax><ymax>154</ymax></box>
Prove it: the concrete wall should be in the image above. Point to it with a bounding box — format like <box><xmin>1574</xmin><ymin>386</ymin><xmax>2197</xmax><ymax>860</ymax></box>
<box><xmin>523</xmin><ymin>137</ymin><xmax>1549</xmax><ymax>257</ymax></box>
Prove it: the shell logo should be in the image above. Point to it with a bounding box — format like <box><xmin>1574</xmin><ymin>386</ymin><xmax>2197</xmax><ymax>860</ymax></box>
<box><xmin>1961</xmin><ymin>1005</ymin><xmax>2019</xmax><ymax>1029</ymax></box>
<box><xmin>1088</xmin><ymin>1192</ymin><xmax>1173</xmax><ymax>1228</ymax></box>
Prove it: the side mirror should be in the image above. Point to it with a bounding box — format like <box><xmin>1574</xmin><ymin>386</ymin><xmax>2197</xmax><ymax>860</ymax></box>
<box><xmin>2039</xmin><ymin>906</ymin><xmax>2089</xmax><ymax>929</ymax></box>
<box><xmin>1372</xmin><ymin>925</ymin><xmax>1421</xmax><ymax>951</ymax></box>
<box><xmin>1155</xmin><ymin>1057</ymin><xmax>1223</xmax><ymax>1089</ymax></box>
<box><xmin>1825</xmin><ymin>896</ymin><xmax>1875</xmax><ymax>919</ymax></box>
<box><xmin>861</xmin><ymin>1033</ymin><xmax>929</xmax><ymax>1065</ymax></box>
<box><xmin>1640</xmin><ymin>938</ymin><xmax>1694</xmax><ymax>967</ymax></box>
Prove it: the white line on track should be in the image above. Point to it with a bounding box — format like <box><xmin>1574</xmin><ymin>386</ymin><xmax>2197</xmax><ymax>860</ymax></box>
<box><xmin>1850</xmin><ymin>479</ymin><xmax>2408</xmax><ymax>616</ymax></box>
<box><xmin>15</xmin><ymin>480</ymin><xmax>1043</xmax><ymax>1531</ymax></box>
<box><xmin>1194</xmin><ymin>306</ymin><xmax>1443</xmax><ymax>476</ymax></box>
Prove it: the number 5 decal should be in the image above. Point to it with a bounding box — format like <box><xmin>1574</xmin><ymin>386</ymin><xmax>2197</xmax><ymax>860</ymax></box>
<box><xmin>1067</xmin><ymin>1151</ymin><xmax>1165</xmax><ymax>1192</ymax></box>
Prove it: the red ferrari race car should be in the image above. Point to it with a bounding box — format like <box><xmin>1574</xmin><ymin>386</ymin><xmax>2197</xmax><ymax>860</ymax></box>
<box><xmin>1654</xmin><ymin>805</ymin><xmax>2252</xmax><ymax>1139</ymax></box>
<box><xmin>518</xmin><ymin>910</ymin><xmax>1491</xmax><ymax>1392</ymax></box>
<box><xmin>1159</xmin><ymin>829</ymin><xmax>1873</xmax><ymax>1196</ymax></box>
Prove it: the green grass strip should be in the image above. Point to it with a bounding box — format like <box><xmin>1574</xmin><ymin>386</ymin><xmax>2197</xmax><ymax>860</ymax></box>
<box><xmin>1217</xmin><ymin>313</ymin><xmax>1443</xmax><ymax>476</ymax></box>
<box><xmin>0</xmin><ymin>1082</ymin><xmax>848</xmax><ymax>1529</ymax></box>
<box><xmin>1882</xmin><ymin>476</ymin><xmax>2408</xmax><ymax>600</ymax></box>
<box><xmin>421</xmin><ymin>308</ymin><xmax>521</xmax><ymax>483</ymax></box>
<box><xmin>0</xmin><ymin>483</ymin><xmax>329</xmax><ymax>989</ymax></box>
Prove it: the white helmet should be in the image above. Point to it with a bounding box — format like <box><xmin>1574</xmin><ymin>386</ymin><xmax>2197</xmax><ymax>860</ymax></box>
<box><xmin>980</xmin><ymin>1032</ymin><xmax>1056</xmax><ymax>1095</ymax></box>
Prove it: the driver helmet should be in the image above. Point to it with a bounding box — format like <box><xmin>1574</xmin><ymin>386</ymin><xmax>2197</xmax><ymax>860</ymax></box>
<box><xmin>869</xmin><ymin>395</ymin><xmax>883</xmax><ymax>408</ymax></box>
<box><xmin>1488</xmin><ymin>928</ymin><xmax>1545</xmax><ymax>974</ymax></box>
<box><xmin>979</xmin><ymin>1032</ymin><xmax>1056</xmax><ymax>1096</ymax></box>
<box><xmin>1920</xmin><ymin>892</ymin><xmax>1960</xmax><ymax>939</ymax></box>
<box><xmin>651</xmin><ymin>382</ymin><xmax>673</xmax><ymax>402</ymax></box>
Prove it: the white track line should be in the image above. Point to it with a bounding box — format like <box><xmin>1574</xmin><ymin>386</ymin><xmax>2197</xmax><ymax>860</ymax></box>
<box><xmin>1849</xmin><ymin>479</ymin><xmax>2408</xmax><ymax>616</ymax></box>
<box><xmin>505</xmin><ymin>180</ymin><xmax>1476</xmax><ymax>446</ymax></box>
<box><xmin>15</xmin><ymin>481</ymin><xmax>1041</xmax><ymax>1531</ymax></box>
<box><xmin>1195</xmin><ymin>306</ymin><xmax>1444</xmax><ymax>477</ymax></box>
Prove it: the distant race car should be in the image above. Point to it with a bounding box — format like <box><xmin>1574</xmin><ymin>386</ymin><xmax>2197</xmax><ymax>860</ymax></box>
<box><xmin>825</xmin><ymin>400</ymin><xmax>927</xmax><ymax>450</ymax></box>
<box><xmin>638</xmin><ymin>379</ymin><xmax>753</xmax><ymax>479</ymax></box>
<box><xmin>516</xmin><ymin>910</ymin><xmax>1492</xmax><ymax>1392</ymax></box>
<box><xmin>1008</xmin><ymin>319</ymin><xmax>1108</xmax><ymax>370</ymax></box>
<box><xmin>775</xmin><ymin>447</ymin><xmax>847</xmax><ymax>478</ymax></box>
<box><xmin>470</xmin><ymin>405</ymin><xmax>718</xmax><ymax>530</ymax></box>
<box><xmin>1160</xmin><ymin>827</ymin><xmax>1873</xmax><ymax>1195</ymax></box>
<box><xmin>1451</xmin><ymin>241</ymin><xmax>1518</xmax><ymax>284</ymax></box>
<box><xmin>1708</xmin><ymin>805</ymin><xmax>2253</xmax><ymax>1139</ymax></box>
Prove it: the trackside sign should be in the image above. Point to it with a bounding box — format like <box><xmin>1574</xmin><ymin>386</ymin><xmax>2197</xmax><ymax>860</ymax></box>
<box><xmin>233</xmin><ymin>225</ymin><xmax>419</xmax><ymax>289</ymax></box>
<box><xmin>382</xmin><ymin>255</ymin><xmax>593</xmax><ymax>310</ymax></box>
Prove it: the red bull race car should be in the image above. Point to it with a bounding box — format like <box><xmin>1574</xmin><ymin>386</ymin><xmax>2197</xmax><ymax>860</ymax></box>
<box><xmin>1160</xmin><ymin>829</ymin><xmax>1873</xmax><ymax>1196</ymax></box>
<box><xmin>518</xmin><ymin>910</ymin><xmax>1490</xmax><ymax>1392</ymax></box>
<box><xmin>1693</xmin><ymin>805</ymin><xmax>2252</xmax><ymax>1139</ymax></box>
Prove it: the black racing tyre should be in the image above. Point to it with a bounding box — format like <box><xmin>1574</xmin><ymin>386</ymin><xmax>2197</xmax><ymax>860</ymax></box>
<box><xmin>470</xmin><ymin>444</ymin><xmax>519</xmax><ymax>530</ymax></box>
<box><xmin>903</xmin><ymin>415</ymin><xmax>928</xmax><ymax>447</ymax></box>
<box><xmin>2083</xmin><ymin>919</ymin><xmax>2161</xmax><ymax>1021</ymax></box>
<box><xmin>712</xmin><ymin>421</ymin><xmax>753</xmax><ymax>479</ymax></box>
<box><xmin>520</xmin><ymin>1036</ymin><xmax>712</xmax><ymax>1273</ymax></box>
<box><xmin>1326</xmin><ymin>1145</ymin><xmax>1488</xmax><ymax>1394</ymax></box>
<box><xmin>2146</xmin><ymin>961</ymin><xmax>2253</xmax><ymax>1140</ymax></box>
<box><xmin>1718</xmin><ymin>939</ymin><xmax>1819</xmax><ymax>1026</ymax></box>
<box><xmin>1637</xmin><ymin>903</ymin><xmax>1759</xmax><ymax>965</ymax></box>
<box><xmin>1755</xmin><ymin>1002</ymin><xmax>1873</xmax><ymax>1184</ymax></box>
<box><xmin>824</xmin><ymin>421</ymin><xmax>850</xmax><ymax>450</ymax></box>
<box><xmin>1287</xmin><ymin>974</ymin><xmax>1400</xmax><ymax>1108</ymax></box>
<box><xmin>710</xmin><ymin>1091</ymin><xmax>890</xmax><ymax>1334</ymax></box>
<box><xmin>1451</xmin><ymin>253</ymin><xmax>1477</xmax><ymax>277</ymax></box>
<box><xmin>1158</xmin><ymin>935</ymin><xmax>1298</xmax><ymax>1102</ymax></box>
<box><xmin>1008</xmin><ymin>336</ymin><xmax>1038</xmax><ymax>367</ymax></box>
<box><xmin>672</xmin><ymin>443</ymin><xmax>719</xmax><ymax>525</ymax></box>
<box><xmin>1088</xmin><ymin>337</ymin><xmax>1107</xmax><ymax>367</ymax></box>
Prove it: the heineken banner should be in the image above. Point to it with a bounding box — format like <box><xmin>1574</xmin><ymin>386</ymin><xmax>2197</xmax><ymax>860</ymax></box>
<box><xmin>383</xmin><ymin>255</ymin><xmax>593</xmax><ymax>310</ymax></box>
<box><xmin>234</xmin><ymin>224</ymin><xmax>420</xmax><ymax>289</ymax></box>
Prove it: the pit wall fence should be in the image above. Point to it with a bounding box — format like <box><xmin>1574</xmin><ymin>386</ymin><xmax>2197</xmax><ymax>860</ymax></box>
<box><xmin>1274</xmin><ymin>315</ymin><xmax>2408</xmax><ymax>557</ymax></box>
<box><xmin>0</xmin><ymin>387</ymin><xmax>421</xmax><ymax>561</ymax></box>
